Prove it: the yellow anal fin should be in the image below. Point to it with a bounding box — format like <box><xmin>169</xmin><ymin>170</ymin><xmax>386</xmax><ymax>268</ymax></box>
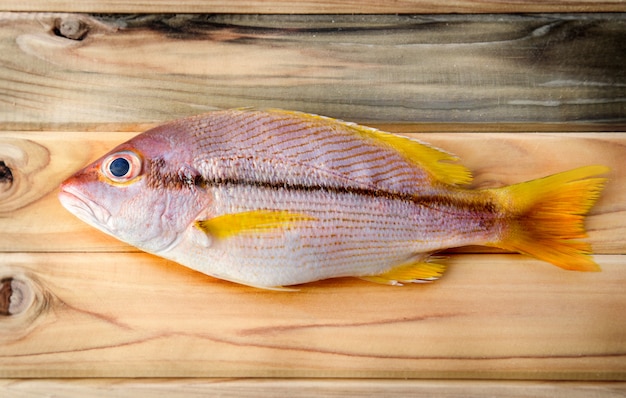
<box><xmin>361</xmin><ymin>259</ymin><xmax>447</xmax><ymax>286</ymax></box>
<box><xmin>196</xmin><ymin>210</ymin><xmax>316</xmax><ymax>239</ymax></box>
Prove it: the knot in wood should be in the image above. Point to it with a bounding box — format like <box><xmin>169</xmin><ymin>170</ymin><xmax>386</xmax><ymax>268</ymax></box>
<box><xmin>0</xmin><ymin>277</ymin><xmax>33</xmax><ymax>316</ymax></box>
<box><xmin>54</xmin><ymin>18</ymin><xmax>90</xmax><ymax>40</ymax></box>
<box><xmin>0</xmin><ymin>160</ymin><xmax>13</xmax><ymax>190</ymax></box>
<box><xmin>0</xmin><ymin>139</ymin><xmax>50</xmax><ymax>213</ymax></box>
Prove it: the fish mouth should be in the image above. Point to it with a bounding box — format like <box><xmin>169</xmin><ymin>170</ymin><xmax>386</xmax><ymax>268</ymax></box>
<box><xmin>58</xmin><ymin>185</ymin><xmax>115</xmax><ymax>236</ymax></box>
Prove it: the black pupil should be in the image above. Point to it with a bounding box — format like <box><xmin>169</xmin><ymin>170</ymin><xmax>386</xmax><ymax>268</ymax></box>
<box><xmin>109</xmin><ymin>157</ymin><xmax>130</xmax><ymax>177</ymax></box>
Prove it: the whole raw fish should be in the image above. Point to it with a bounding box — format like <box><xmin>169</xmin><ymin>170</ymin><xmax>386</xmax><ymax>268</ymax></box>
<box><xmin>59</xmin><ymin>109</ymin><xmax>608</xmax><ymax>289</ymax></box>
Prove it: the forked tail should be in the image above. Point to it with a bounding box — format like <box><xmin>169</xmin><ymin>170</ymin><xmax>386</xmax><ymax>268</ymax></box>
<box><xmin>488</xmin><ymin>165</ymin><xmax>609</xmax><ymax>271</ymax></box>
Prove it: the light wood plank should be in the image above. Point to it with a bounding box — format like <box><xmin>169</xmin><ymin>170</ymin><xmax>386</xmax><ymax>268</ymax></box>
<box><xmin>1</xmin><ymin>13</ymin><xmax>625</xmax><ymax>127</ymax></box>
<box><xmin>1</xmin><ymin>130</ymin><xmax>623</xmax><ymax>253</ymax></box>
<box><xmin>1</xmin><ymin>379</ymin><xmax>626</xmax><ymax>398</ymax></box>
<box><xmin>0</xmin><ymin>252</ymin><xmax>624</xmax><ymax>379</ymax></box>
<box><xmin>1</xmin><ymin>1</ymin><xmax>625</xmax><ymax>14</ymax></box>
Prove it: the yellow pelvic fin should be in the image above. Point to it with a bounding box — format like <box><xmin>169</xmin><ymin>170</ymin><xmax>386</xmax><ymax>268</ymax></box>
<box><xmin>271</xmin><ymin>109</ymin><xmax>473</xmax><ymax>186</ymax></box>
<box><xmin>361</xmin><ymin>259</ymin><xmax>447</xmax><ymax>286</ymax></box>
<box><xmin>490</xmin><ymin>165</ymin><xmax>610</xmax><ymax>272</ymax></box>
<box><xmin>196</xmin><ymin>210</ymin><xmax>316</xmax><ymax>239</ymax></box>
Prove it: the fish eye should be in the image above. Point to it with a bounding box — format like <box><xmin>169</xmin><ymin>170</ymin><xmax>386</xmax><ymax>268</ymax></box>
<box><xmin>109</xmin><ymin>157</ymin><xmax>130</xmax><ymax>177</ymax></box>
<box><xmin>102</xmin><ymin>151</ymin><xmax>142</xmax><ymax>183</ymax></box>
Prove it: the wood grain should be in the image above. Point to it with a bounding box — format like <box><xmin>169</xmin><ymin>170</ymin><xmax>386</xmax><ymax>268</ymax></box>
<box><xmin>0</xmin><ymin>13</ymin><xmax>624</xmax><ymax>127</ymax></box>
<box><xmin>1</xmin><ymin>1</ymin><xmax>625</xmax><ymax>14</ymax></box>
<box><xmin>1</xmin><ymin>130</ymin><xmax>623</xmax><ymax>253</ymax></box>
<box><xmin>1</xmin><ymin>8</ymin><xmax>625</xmax><ymax>393</ymax></box>
<box><xmin>1</xmin><ymin>129</ymin><xmax>624</xmax><ymax>381</ymax></box>
<box><xmin>0</xmin><ymin>252</ymin><xmax>624</xmax><ymax>379</ymax></box>
<box><xmin>2</xmin><ymin>379</ymin><xmax>626</xmax><ymax>397</ymax></box>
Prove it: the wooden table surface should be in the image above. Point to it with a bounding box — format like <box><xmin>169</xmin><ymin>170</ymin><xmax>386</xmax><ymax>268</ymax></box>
<box><xmin>1</xmin><ymin>2</ymin><xmax>625</xmax><ymax>396</ymax></box>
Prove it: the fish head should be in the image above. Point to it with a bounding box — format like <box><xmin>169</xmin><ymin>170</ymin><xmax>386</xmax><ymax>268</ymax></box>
<box><xmin>59</xmin><ymin>130</ymin><xmax>208</xmax><ymax>254</ymax></box>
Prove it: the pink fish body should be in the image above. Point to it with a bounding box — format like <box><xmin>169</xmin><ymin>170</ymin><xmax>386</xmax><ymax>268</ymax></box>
<box><xmin>59</xmin><ymin>109</ymin><xmax>608</xmax><ymax>289</ymax></box>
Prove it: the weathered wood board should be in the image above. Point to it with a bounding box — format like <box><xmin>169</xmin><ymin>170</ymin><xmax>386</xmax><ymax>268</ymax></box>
<box><xmin>1</xmin><ymin>8</ymin><xmax>626</xmax><ymax>396</ymax></box>
<box><xmin>0</xmin><ymin>13</ymin><xmax>624</xmax><ymax>127</ymax></box>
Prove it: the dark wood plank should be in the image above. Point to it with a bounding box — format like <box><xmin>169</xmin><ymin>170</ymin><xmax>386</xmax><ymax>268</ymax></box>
<box><xmin>0</xmin><ymin>13</ymin><xmax>624</xmax><ymax>127</ymax></box>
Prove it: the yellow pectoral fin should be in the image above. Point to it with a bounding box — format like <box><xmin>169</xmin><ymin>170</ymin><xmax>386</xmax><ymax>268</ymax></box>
<box><xmin>361</xmin><ymin>259</ymin><xmax>447</xmax><ymax>286</ymax></box>
<box><xmin>196</xmin><ymin>210</ymin><xmax>316</xmax><ymax>240</ymax></box>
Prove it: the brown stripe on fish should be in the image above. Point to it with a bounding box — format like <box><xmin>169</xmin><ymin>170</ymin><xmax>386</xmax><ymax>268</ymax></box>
<box><xmin>198</xmin><ymin>175</ymin><xmax>501</xmax><ymax>231</ymax></box>
<box><xmin>145</xmin><ymin>157</ymin><xmax>204</xmax><ymax>191</ymax></box>
<box><xmin>145</xmin><ymin>154</ymin><xmax>500</xmax><ymax>231</ymax></box>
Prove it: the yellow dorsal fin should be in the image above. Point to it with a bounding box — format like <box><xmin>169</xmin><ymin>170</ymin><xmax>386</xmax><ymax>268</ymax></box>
<box><xmin>270</xmin><ymin>109</ymin><xmax>472</xmax><ymax>186</ymax></box>
<box><xmin>196</xmin><ymin>210</ymin><xmax>316</xmax><ymax>240</ymax></box>
<box><xmin>361</xmin><ymin>258</ymin><xmax>447</xmax><ymax>286</ymax></box>
<box><xmin>347</xmin><ymin>124</ymin><xmax>473</xmax><ymax>186</ymax></box>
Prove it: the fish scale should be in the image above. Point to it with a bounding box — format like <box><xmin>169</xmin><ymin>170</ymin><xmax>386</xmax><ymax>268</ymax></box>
<box><xmin>59</xmin><ymin>108</ymin><xmax>609</xmax><ymax>289</ymax></box>
<box><xmin>167</xmin><ymin>183</ymin><xmax>497</xmax><ymax>287</ymax></box>
<box><xmin>184</xmin><ymin>109</ymin><xmax>440</xmax><ymax>195</ymax></box>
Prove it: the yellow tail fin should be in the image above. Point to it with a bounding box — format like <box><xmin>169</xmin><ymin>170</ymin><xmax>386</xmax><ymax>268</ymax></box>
<box><xmin>489</xmin><ymin>165</ymin><xmax>609</xmax><ymax>271</ymax></box>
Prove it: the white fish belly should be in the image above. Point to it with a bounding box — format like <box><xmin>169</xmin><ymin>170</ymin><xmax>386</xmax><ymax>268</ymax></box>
<box><xmin>164</xmin><ymin>184</ymin><xmax>490</xmax><ymax>287</ymax></box>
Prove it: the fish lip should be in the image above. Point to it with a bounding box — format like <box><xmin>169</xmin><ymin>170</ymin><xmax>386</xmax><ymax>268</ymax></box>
<box><xmin>59</xmin><ymin>185</ymin><xmax>114</xmax><ymax>234</ymax></box>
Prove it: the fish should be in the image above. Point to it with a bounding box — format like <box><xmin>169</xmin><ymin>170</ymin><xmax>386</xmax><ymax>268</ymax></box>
<box><xmin>58</xmin><ymin>108</ymin><xmax>609</xmax><ymax>289</ymax></box>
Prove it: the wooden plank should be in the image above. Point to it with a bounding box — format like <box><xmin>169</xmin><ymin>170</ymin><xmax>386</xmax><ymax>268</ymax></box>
<box><xmin>1</xmin><ymin>379</ymin><xmax>626</xmax><ymax>398</ymax></box>
<box><xmin>0</xmin><ymin>13</ymin><xmax>625</xmax><ymax>127</ymax></box>
<box><xmin>1</xmin><ymin>1</ymin><xmax>625</xmax><ymax>14</ymax></box>
<box><xmin>0</xmin><ymin>252</ymin><xmax>624</xmax><ymax>379</ymax></box>
<box><xmin>1</xmin><ymin>130</ymin><xmax>624</xmax><ymax>253</ymax></box>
